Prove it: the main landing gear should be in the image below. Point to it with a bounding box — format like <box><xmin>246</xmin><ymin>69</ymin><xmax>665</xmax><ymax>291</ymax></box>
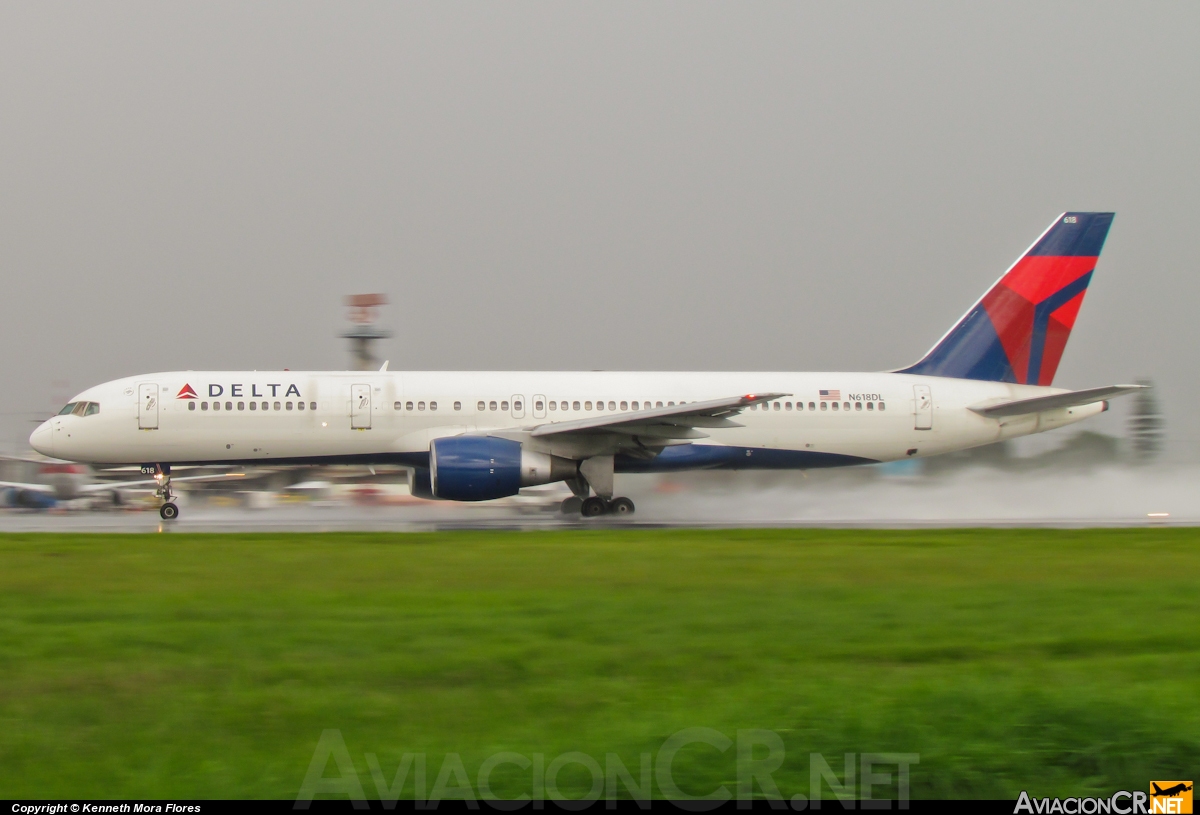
<box><xmin>560</xmin><ymin>459</ymin><xmax>633</xmax><ymax>519</ymax></box>
<box><xmin>562</xmin><ymin>495</ymin><xmax>635</xmax><ymax>518</ymax></box>
<box><xmin>154</xmin><ymin>465</ymin><xmax>179</xmax><ymax>521</ymax></box>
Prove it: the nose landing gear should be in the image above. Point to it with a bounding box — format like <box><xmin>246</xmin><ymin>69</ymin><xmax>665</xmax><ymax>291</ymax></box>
<box><xmin>154</xmin><ymin>465</ymin><xmax>179</xmax><ymax>521</ymax></box>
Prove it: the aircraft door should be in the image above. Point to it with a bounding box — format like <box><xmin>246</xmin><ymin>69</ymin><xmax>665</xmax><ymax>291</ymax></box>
<box><xmin>138</xmin><ymin>383</ymin><xmax>159</xmax><ymax>430</ymax></box>
<box><xmin>351</xmin><ymin>384</ymin><xmax>372</xmax><ymax>429</ymax></box>
<box><xmin>913</xmin><ymin>384</ymin><xmax>933</xmax><ymax>430</ymax></box>
<box><xmin>532</xmin><ymin>394</ymin><xmax>547</xmax><ymax>419</ymax></box>
<box><xmin>511</xmin><ymin>395</ymin><xmax>525</xmax><ymax>419</ymax></box>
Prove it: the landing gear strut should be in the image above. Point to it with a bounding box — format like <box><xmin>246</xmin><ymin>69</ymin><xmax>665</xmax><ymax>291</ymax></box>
<box><xmin>155</xmin><ymin>465</ymin><xmax>179</xmax><ymax>521</ymax></box>
<box><xmin>559</xmin><ymin>457</ymin><xmax>635</xmax><ymax>518</ymax></box>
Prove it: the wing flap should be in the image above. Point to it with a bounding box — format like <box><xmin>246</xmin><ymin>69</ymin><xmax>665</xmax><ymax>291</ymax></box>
<box><xmin>528</xmin><ymin>393</ymin><xmax>788</xmax><ymax>438</ymax></box>
<box><xmin>969</xmin><ymin>384</ymin><xmax>1145</xmax><ymax>418</ymax></box>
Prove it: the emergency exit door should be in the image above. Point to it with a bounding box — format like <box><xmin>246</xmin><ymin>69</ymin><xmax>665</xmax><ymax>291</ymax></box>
<box><xmin>913</xmin><ymin>384</ymin><xmax>933</xmax><ymax>430</ymax></box>
<box><xmin>351</xmin><ymin>384</ymin><xmax>372</xmax><ymax>429</ymax></box>
<box><xmin>138</xmin><ymin>383</ymin><xmax>159</xmax><ymax>430</ymax></box>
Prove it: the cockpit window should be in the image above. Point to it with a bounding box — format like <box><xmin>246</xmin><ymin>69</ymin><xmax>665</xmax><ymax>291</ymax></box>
<box><xmin>58</xmin><ymin>402</ymin><xmax>78</xmax><ymax>415</ymax></box>
<box><xmin>72</xmin><ymin>402</ymin><xmax>89</xmax><ymax>417</ymax></box>
<box><xmin>84</xmin><ymin>402</ymin><xmax>100</xmax><ymax>416</ymax></box>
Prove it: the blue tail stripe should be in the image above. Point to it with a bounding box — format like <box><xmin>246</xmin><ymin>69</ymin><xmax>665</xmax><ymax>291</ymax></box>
<box><xmin>1027</xmin><ymin>212</ymin><xmax>1114</xmax><ymax>257</ymax></box>
<box><xmin>1026</xmin><ymin>271</ymin><xmax>1093</xmax><ymax>383</ymax></box>
<box><xmin>899</xmin><ymin>305</ymin><xmax>1017</xmax><ymax>382</ymax></box>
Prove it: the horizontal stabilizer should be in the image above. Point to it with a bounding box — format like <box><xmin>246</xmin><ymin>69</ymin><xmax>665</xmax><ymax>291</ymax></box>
<box><xmin>969</xmin><ymin>384</ymin><xmax>1145</xmax><ymax>418</ymax></box>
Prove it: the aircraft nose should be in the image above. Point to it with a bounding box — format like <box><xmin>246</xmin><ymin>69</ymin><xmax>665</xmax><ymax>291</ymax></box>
<box><xmin>29</xmin><ymin>421</ymin><xmax>54</xmax><ymax>457</ymax></box>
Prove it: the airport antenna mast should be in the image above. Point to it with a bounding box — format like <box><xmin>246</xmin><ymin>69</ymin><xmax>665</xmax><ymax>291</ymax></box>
<box><xmin>341</xmin><ymin>293</ymin><xmax>393</xmax><ymax>371</ymax></box>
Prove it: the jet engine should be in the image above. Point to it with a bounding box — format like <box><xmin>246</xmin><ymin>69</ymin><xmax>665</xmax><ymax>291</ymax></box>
<box><xmin>429</xmin><ymin>436</ymin><xmax>576</xmax><ymax>501</ymax></box>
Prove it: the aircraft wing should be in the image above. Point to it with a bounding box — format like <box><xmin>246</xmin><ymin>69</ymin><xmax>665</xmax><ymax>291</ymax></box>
<box><xmin>0</xmin><ymin>480</ymin><xmax>55</xmax><ymax>493</ymax></box>
<box><xmin>78</xmin><ymin>472</ymin><xmax>248</xmax><ymax>493</ymax></box>
<box><xmin>528</xmin><ymin>393</ymin><xmax>789</xmax><ymax>439</ymax></box>
<box><xmin>969</xmin><ymin>384</ymin><xmax>1145</xmax><ymax>418</ymax></box>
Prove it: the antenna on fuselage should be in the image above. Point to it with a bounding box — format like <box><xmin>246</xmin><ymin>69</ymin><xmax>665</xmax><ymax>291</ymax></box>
<box><xmin>340</xmin><ymin>293</ymin><xmax>393</xmax><ymax>371</ymax></box>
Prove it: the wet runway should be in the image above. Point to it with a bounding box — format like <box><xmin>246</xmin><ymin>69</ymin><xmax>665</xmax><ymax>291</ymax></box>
<box><xmin>1</xmin><ymin>465</ymin><xmax>1198</xmax><ymax>532</ymax></box>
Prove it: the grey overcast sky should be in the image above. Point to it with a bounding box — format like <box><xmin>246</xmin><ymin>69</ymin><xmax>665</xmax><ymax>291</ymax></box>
<box><xmin>0</xmin><ymin>2</ymin><xmax>1197</xmax><ymax>452</ymax></box>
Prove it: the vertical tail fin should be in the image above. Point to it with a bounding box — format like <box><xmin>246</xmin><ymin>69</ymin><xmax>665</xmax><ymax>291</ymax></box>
<box><xmin>899</xmin><ymin>212</ymin><xmax>1114</xmax><ymax>385</ymax></box>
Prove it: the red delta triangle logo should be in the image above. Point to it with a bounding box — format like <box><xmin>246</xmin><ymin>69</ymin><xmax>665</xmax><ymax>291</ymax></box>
<box><xmin>176</xmin><ymin>384</ymin><xmax>198</xmax><ymax>400</ymax></box>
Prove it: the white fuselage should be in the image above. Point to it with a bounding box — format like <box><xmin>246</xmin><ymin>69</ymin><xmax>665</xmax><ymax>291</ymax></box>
<box><xmin>30</xmin><ymin>370</ymin><xmax>1103</xmax><ymax>472</ymax></box>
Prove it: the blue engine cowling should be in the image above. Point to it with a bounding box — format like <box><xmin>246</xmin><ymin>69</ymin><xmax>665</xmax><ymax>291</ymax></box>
<box><xmin>430</xmin><ymin>436</ymin><xmax>576</xmax><ymax>501</ymax></box>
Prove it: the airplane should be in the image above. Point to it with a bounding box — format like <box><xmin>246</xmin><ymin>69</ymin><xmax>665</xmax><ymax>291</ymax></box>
<box><xmin>29</xmin><ymin>211</ymin><xmax>1142</xmax><ymax>521</ymax></box>
<box><xmin>1151</xmin><ymin>783</ymin><xmax>1192</xmax><ymax>798</ymax></box>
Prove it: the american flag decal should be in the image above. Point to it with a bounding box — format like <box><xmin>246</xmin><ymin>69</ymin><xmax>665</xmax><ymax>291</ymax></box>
<box><xmin>819</xmin><ymin>389</ymin><xmax>841</xmax><ymax>400</ymax></box>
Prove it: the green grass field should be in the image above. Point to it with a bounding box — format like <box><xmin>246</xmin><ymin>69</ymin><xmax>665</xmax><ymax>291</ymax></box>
<box><xmin>0</xmin><ymin>528</ymin><xmax>1196</xmax><ymax>801</ymax></box>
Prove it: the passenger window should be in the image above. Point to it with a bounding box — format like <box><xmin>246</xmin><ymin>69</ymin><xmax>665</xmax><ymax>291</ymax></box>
<box><xmin>249</xmin><ymin>402</ymin><xmax>256</xmax><ymax>411</ymax></box>
<box><xmin>785</xmin><ymin>402</ymin><xmax>792</xmax><ymax>410</ymax></box>
<box><xmin>867</xmin><ymin>402</ymin><xmax>874</xmax><ymax>410</ymax></box>
<box><xmin>490</xmin><ymin>401</ymin><xmax>498</xmax><ymax>411</ymax></box>
<box><xmin>213</xmin><ymin>402</ymin><xmax>221</xmax><ymax>411</ymax></box>
<box><xmin>85</xmin><ymin>402</ymin><xmax>100</xmax><ymax>416</ymax></box>
<box><xmin>774</xmin><ymin>402</ymin><xmax>780</xmax><ymax>411</ymax></box>
<box><xmin>656</xmin><ymin>401</ymin><xmax>663</xmax><ymax>408</ymax></box>
<box><xmin>513</xmin><ymin>400</ymin><xmax>522</xmax><ymax>411</ymax></box>
<box><xmin>668</xmin><ymin>401</ymin><xmax>675</xmax><ymax>406</ymax></box>
<box><xmin>832</xmin><ymin>403</ymin><xmax>839</xmax><ymax>411</ymax></box>
<box><xmin>58</xmin><ymin>402</ymin><xmax>78</xmax><ymax>415</ymax></box>
<box><xmin>224</xmin><ymin>402</ymin><xmax>231</xmax><ymax>411</ymax></box>
<box><xmin>262</xmin><ymin>402</ymin><xmax>269</xmax><ymax>411</ymax></box>
<box><xmin>631</xmin><ymin>401</ymin><xmax>639</xmax><ymax>410</ymax></box>
<box><xmin>274</xmin><ymin>402</ymin><xmax>281</xmax><ymax>411</ymax></box>
<box><xmin>501</xmin><ymin>401</ymin><xmax>509</xmax><ymax>411</ymax></box>
<box><xmin>855</xmin><ymin>402</ymin><xmax>862</xmax><ymax>411</ymax></box>
<box><xmin>584</xmin><ymin>401</ymin><xmax>592</xmax><ymax>410</ymax></box>
<box><xmin>285</xmin><ymin>401</ymin><xmax>293</xmax><ymax>410</ymax></box>
<box><xmin>843</xmin><ymin>403</ymin><xmax>850</xmax><ymax>411</ymax></box>
<box><xmin>394</xmin><ymin>401</ymin><xmax>402</xmax><ymax>410</ymax></box>
<box><xmin>879</xmin><ymin>402</ymin><xmax>886</xmax><ymax>411</ymax></box>
<box><xmin>418</xmin><ymin>401</ymin><xmax>425</xmax><ymax>411</ymax></box>
<box><xmin>620</xmin><ymin>401</ymin><xmax>627</xmax><ymax>410</ymax></box>
<box><xmin>478</xmin><ymin>401</ymin><xmax>486</xmax><ymax>411</ymax></box>
<box><xmin>536</xmin><ymin>400</ymin><xmax>544</xmax><ymax>411</ymax></box>
<box><xmin>809</xmin><ymin>402</ymin><xmax>816</xmax><ymax>410</ymax></box>
<box><xmin>202</xmin><ymin>402</ymin><xmax>209</xmax><ymax>410</ymax></box>
<box><xmin>238</xmin><ymin>402</ymin><xmax>245</xmax><ymax>411</ymax></box>
<box><xmin>608</xmin><ymin>401</ymin><xmax>616</xmax><ymax>411</ymax></box>
<box><xmin>298</xmin><ymin>401</ymin><xmax>305</xmax><ymax>410</ymax></box>
<box><xmin>189</xmin><ymin>402</ymin><xmax>196</xmax><ymax>411</ymax></box>
<box><xmin>454</xmin><ymin>401</ymin><xmax>462</xmax><ymax>411</ymax></box>
<box><xmin>430</xmin><ymin>401</ymin><xmax>437</xmax><ymax>411</ymax></box>
<box><xmin>310</xmin><ymin>402</ymin><xmax>317</xmax><ymax>411</ymax></box>
<box><xmin>548</xmin><ymin>401</ymin><xmax>556</xmax><ymax>411</ymax></box>
<box><xmin>572</xmin><ymin>401</ymin><xmax>580</xmax><ymax>411</ymax></box>
<box><xmin>820</xmin><ymin>402</ymin><xmax>827</xmax><ymax>411</ymax></box>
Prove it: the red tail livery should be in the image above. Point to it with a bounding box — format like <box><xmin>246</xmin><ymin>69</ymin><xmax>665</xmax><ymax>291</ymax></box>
<box><xmin>901</xmin><ymin>212</ymin><xmax>1114</xmax><ymax>385</ymax></box>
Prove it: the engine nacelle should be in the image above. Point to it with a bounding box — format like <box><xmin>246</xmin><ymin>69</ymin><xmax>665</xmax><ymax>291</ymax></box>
<box><xmin>430</xmin><ymin>436</ymin><xmax>576</xmax><ymax>501</ymax></box>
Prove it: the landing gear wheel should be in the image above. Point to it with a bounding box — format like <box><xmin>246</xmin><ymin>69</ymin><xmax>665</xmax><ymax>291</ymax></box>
<box><xmin>159</xmin><ymin>502</ymin><xmax>179</xmax><ymax>521</ymax></box>
<box><xmin>609</xmin><ymin>497</ymin><xmax>635</xmax><ymax>516</ymax></box>
<box><xmin>580</xmin><ymin>496</ymin><xmax>608</xmax><ymax>518</ymax></box>
<box><xmin>560</xmin><ymin>496</ymin><xmax>583</xmax><ymax>515</ymax></box>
